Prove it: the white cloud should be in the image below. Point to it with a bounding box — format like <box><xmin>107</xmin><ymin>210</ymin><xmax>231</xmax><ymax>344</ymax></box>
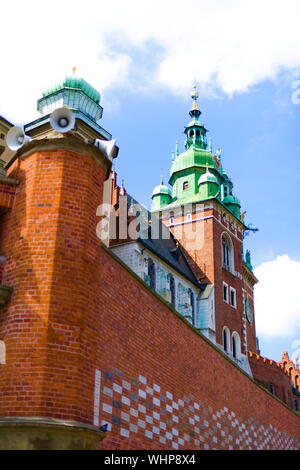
<box><xmin>254</xmin><ymin>255</ymin><xmax>300</xmax><ymax>338</ymax></box>
<box><xmin>2</xmin><ymin>0</ymin><xmax>300</xmax><ymax>122</ymax></box>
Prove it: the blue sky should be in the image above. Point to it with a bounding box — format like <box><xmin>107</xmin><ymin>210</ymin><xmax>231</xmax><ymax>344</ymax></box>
<box><xmin>1</xmin><ymin>0</ymin><xmax>300</xmax><ymax>363</ymax></box>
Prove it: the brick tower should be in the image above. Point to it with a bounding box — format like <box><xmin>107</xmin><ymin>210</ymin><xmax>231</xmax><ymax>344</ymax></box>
<box><xmin>151</xmin><ymin>86</ymin><xmax>258</xmax><ymax>373</ymax></box>
<box><xmin>0</xmin><ymin>76</ymin><xmax>116</xmax><ymax>449</ymax></box>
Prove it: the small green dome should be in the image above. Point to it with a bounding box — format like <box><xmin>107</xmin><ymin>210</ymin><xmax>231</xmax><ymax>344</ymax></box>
<box><xmin>198</xmin><ymin>169</ymin><xmax>219</xmax><ymax>185</ymax></box>
<box><xmin>223</xmin><ymin>195</ymin><xmax>241</xmax><ymax>206</ymax></box>
<box><xmin>152</xmin><ymin>184</ymin><xmax>172</xmax><ymax>198</ymax></box>
<box><xmin>42</xmin><ymin>76</ymin><xmax>101</xmax><ymax>103</ymax></box>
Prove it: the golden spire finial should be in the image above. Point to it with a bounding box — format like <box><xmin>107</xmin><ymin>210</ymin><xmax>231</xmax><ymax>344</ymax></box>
<box><xmin>72</xmin><ymin>66</ymin><xmax>77</xmax><ymax>76</ymax></box>
<box><xmin>191</xmin><ymin>83</ymin><xmax>199</xmax><ymax>101</ymax></box>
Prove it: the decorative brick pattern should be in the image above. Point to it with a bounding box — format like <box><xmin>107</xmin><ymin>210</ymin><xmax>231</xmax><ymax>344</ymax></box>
<box><xmin>99</xmin><ymin>368</ymin><xmax>300</xmax><ymax>450</ymax></box>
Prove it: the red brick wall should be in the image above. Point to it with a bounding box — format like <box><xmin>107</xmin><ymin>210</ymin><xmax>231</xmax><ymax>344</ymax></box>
<box><xmin>0</xmin><ymin>181</ymin><xmax>16</xmax><ymax>212</ymax></box>
<box><xmin>248</xmin><ymin>353</ymin><xmax>292</xmax><ymax>405</ymax></box>
<box><xmin>0</xmin><ymin>144</ymin><xmax>108</xmax><ymax>422</ymax></box>
<box><xmin>0</xmin><ymin>145</ymin><xmax>298</xmax><ymax>450</ymax></box>
<box><xmin>95</xmin><ymin>248</ymin><xmax>299</xmax><ymax>450</ymax></box>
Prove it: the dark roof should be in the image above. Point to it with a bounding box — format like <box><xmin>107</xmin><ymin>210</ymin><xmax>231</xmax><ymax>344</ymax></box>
<box><xmin>125</xmin><ymin>193</ymin><xmax>200</xmax><ymax>288</ymax></box>
<box><xmin>139</xmin><ymin>233</ymin><xmax>200</xmax><ymax>287</ymax></box>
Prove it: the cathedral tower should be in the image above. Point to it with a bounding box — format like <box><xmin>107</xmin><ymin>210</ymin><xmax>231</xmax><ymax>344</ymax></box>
<box><xmin>151</xmin><ymin>86</ymin><xmax>258</xmax><ymax>370</ymax></box>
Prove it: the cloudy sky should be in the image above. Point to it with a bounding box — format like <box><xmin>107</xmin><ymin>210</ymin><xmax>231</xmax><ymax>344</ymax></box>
<box><xmin>1</xmin><ymin>0</ymin><xmax>300</xmax><ymax>362</ymax></box>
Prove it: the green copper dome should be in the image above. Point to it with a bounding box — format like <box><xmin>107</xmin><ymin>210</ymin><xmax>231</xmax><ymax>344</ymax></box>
<box><xmin>37</xmin><ymin>74</ymin><xmax>104</xmax><ymax>124</ymax></box>
<box><xmin>223</xmin><ymin>195</ymin><xmax>241</xmax><ymax>206</ymax></box>
<box><xmin>170</xmin><ymin>146</ymin><xmax>219</xmax><ymax>181</ymax></box>
<box><xmin>42</xmin><ymin>76</ymin><xmax>101</xmax><ymax>103</ymax></box>
<box><xmin>198</xmin><ymin>169</ymin><xmax>219</xmax><ymax>185</ymax></box>
<box><xmin>223</xmin><ymin>194</ymin><xmax>241</xmax><ymax>219</ymax></box>
<box><xmin>152</xmin><ymin>184</ymin><xmax>172</xmax><ymax>197</ymax></box>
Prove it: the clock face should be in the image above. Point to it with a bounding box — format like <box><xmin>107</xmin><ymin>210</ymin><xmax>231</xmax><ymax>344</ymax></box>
<box><xmin>245</xmin><ymin>298</ymin><xmax>253</xmax><ymax>324</ymax></box>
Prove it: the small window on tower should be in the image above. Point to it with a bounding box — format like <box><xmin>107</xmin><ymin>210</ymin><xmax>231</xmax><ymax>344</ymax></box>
<box><xmin>222</xmin><ymin>233</ymin><xmax>233</xmax><ymax>272</ymax></box>
<box><xmin>223</xmin><ymin>282</ymin><xmax>229</xmax><ymax>303</ymax></box>
<box><xmin>230</xmin><ymin>287</ymin><xmax>237</xmax><ymax>308</ymax></box>
<box><xmin>186</xmin><ymin>213</ymin><xmax>192</xmax><ymax>222</ymax></box>
<box><xmin>269</xmin><ymin>384</ymin><xmax>275</xmax><ymax>395</ymax></box>
<box><xmin>183</xmin><ymin>181</ymin><xmax>189</xmax><ymax>191</ymax></box>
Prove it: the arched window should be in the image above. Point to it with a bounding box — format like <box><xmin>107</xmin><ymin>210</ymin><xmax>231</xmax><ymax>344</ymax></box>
<box><xmin>196</xmin><ymin>129</ymin><xmax>200</xmax><ymax>137</ymax></box>
<box><xmin>189</xmin><ymin>130</ymin><xmax>194</xmax><ymax>138</ymax></box>
<box><xmin>0</xmin><ymin>340</ymin><xmax>6</xmax><ymax>365</ymax></box>
<box><xmin>223</xmin><ymin>327</ymin><xmax>230</xmax><ymax>353</ymax></box>
<box><xmin>232</xmin><ymin>336</ymin><xmax>237</xmax><ymax>358</ymax></box>
<box><xmin>232</xmin><ymin>332</ymin><xmax>241</xmax><ymax>359</ymax></box>
<box><xmin>148</xmin><ymin>259</ymin><xmax>156</xmax><ymax>291</ymax></box>
<box><xmin>222</xmin><ymin>233</ymin><xmax>233</xmax><ymax>272</ymax></box>
<box><xmin>168</xmin><ymin>273</ymin><xmax>176</xmax><ymax>308</ymax></box>
<box><xmin>188</xmin><ymin>289</ymin><xmax>195</xmax><ymax>324</ymax></box>
<box><xmin>183</xmin><ymin>181</ymin><xmax>189</xmax><ymax>191</ymax></box>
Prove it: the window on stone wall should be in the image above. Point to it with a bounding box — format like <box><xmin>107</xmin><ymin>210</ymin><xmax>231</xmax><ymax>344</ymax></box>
<box><xmin>188</xmin><ymin>289</ymin><xmax>195</xmax><ymax>324</ymax></box>
<box><xmin>168</xmin><ymin>273</ymin><xmax>176</xmax><ymax>308</ymax></box>
<box><xmin>183</xmin><ymin>181</ymin><xmax>189</xmax><ymax>191</ymax></box>
<box><xmin>148</xmin><ymin>259</ymin><xmax>156</xmax><ymax>291</ymax></box>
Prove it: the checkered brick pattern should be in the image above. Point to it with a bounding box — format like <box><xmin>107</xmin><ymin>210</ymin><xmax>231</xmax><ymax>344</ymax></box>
<box><xmin>96</xmin><ymin>368</ymin><xmax>300</xmax><ymax>450</ymax></box>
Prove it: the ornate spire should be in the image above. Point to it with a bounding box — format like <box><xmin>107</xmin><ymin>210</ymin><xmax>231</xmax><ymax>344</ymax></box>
<box><xmin>160</xmin><ymin>170</ymin><xmax>164</xmax><ymax>185</ymax></box>
<box><xmin>189</xmin><ymin>84</ymin><xmax>201</xmax><ymax>120</ymax></box>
